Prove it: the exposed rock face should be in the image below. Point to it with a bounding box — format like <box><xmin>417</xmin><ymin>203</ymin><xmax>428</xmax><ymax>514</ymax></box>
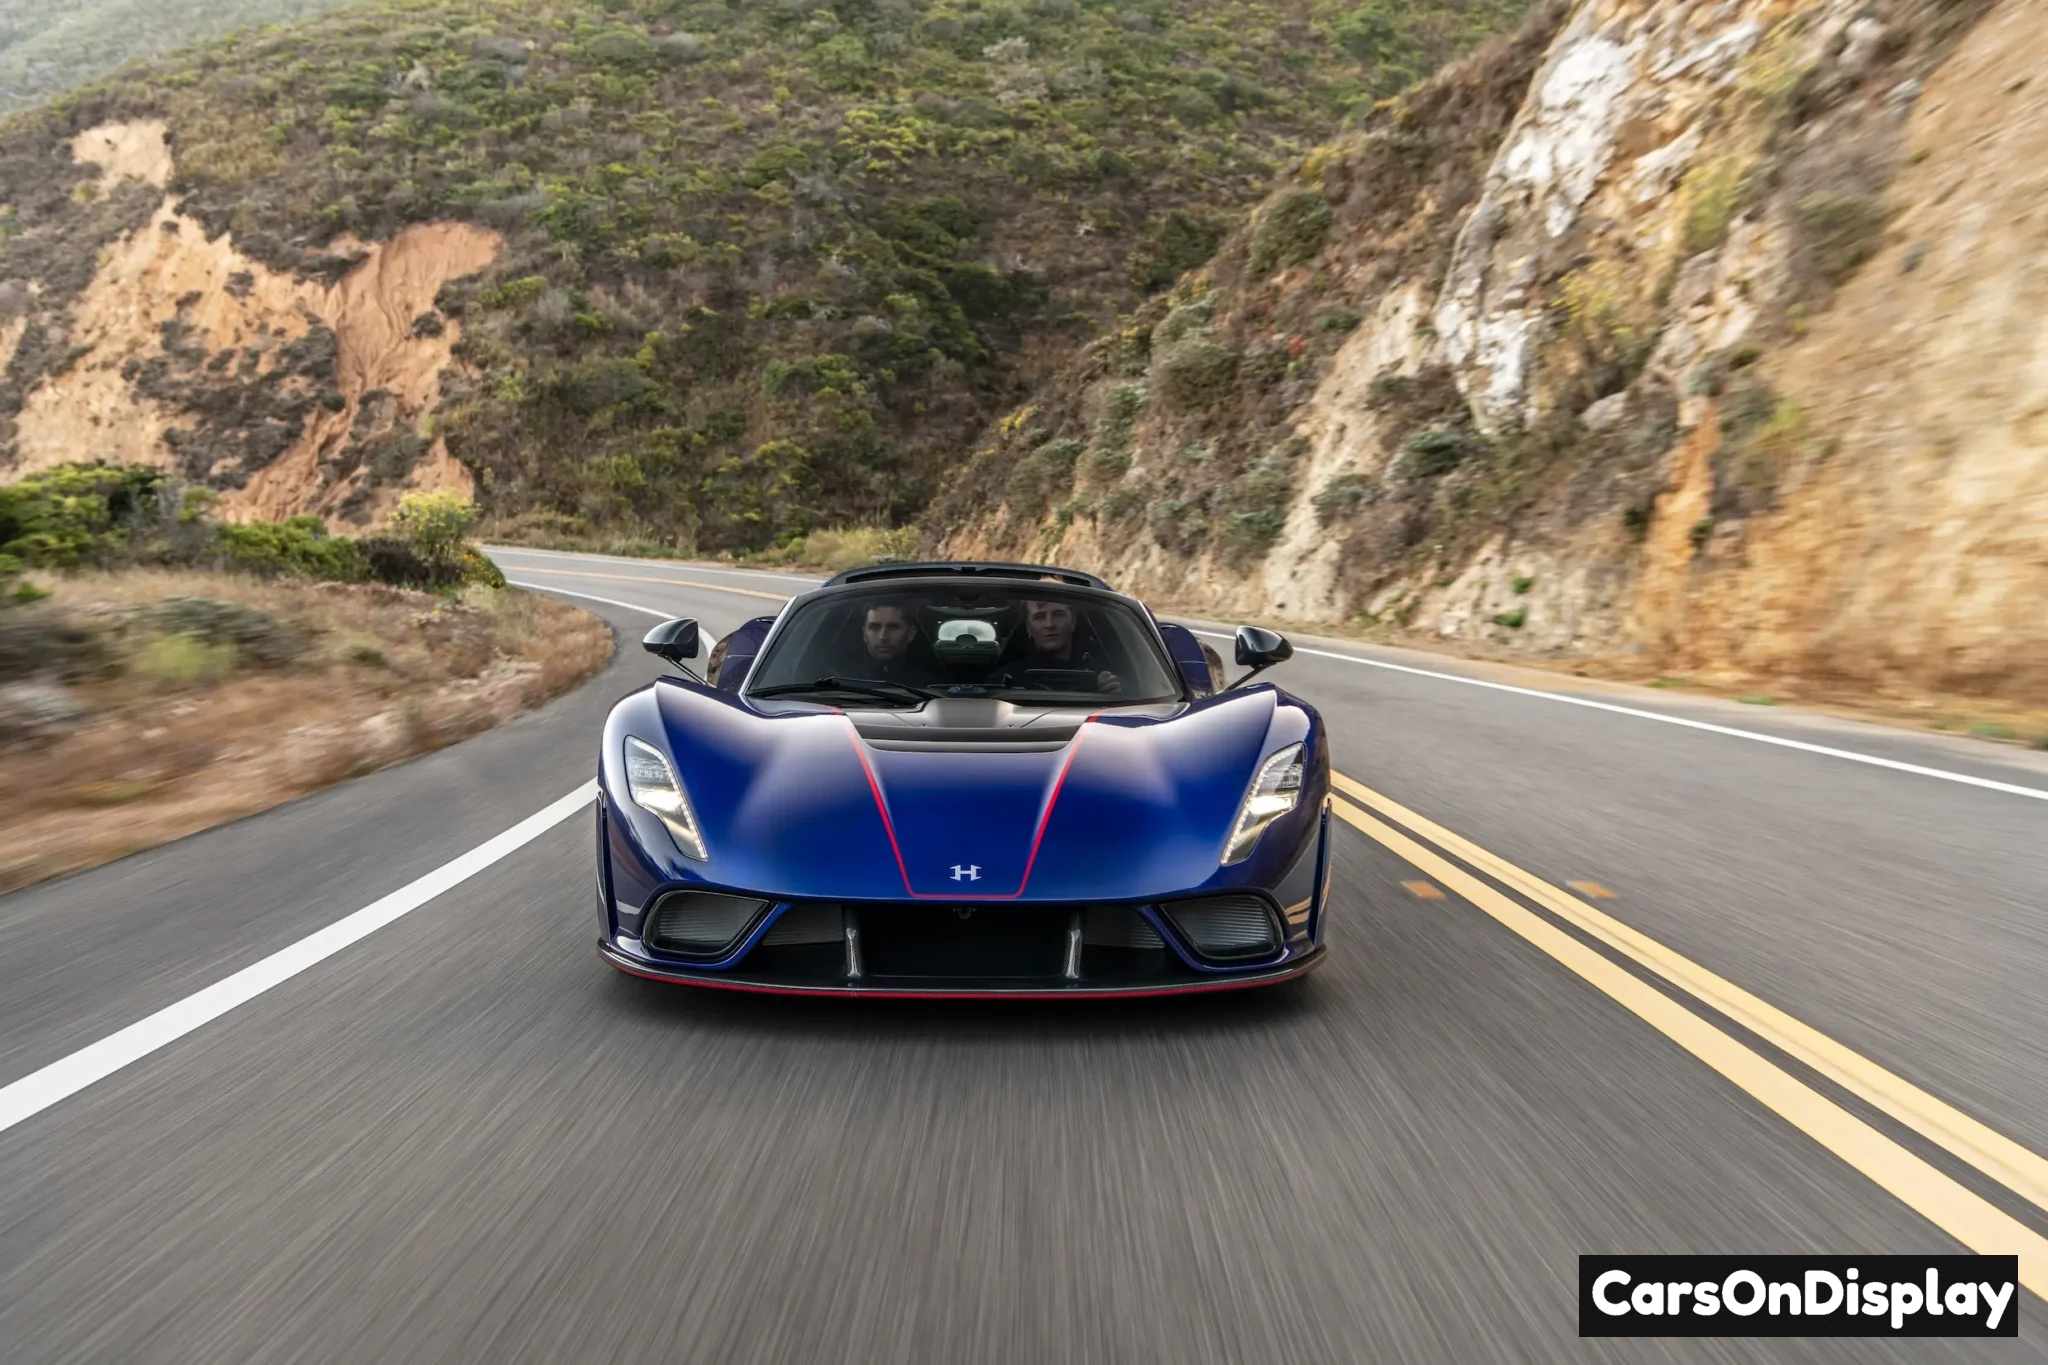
<box><xmin>945</xmin><ymin>0</ymin><xmax>2043</xmax><ymax>704</ymax></box>
<box><xmin>2</xmin><ymin>121</ymin><xmax>498</xmax><ymax>527</ymax></box>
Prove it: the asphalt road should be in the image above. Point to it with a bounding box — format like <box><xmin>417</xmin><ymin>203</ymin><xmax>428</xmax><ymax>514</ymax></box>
<box><xmin>2</xmin><ymin>545</ymin><xmax>2044</xmax><ymax>1362</ymax></box>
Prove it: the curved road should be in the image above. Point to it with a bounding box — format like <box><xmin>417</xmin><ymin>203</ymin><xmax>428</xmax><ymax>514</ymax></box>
<box><xmin>2</xmin><ymin>546</ymin><xmax>2045</xmax><ymax>1361</ymax></box>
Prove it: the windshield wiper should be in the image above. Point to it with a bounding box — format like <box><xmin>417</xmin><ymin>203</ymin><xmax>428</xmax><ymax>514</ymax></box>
<box><xmin>749</xmin><ymin>675</ymin><xmax>940</xmax><ymax>706</ymax></box>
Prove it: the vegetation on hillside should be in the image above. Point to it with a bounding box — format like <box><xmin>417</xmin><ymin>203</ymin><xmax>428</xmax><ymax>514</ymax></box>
<box><xmin>0</xmin><ymin>0</ymin><xmax>351</xmax><ymax>114</ymax></box>
<box><xmin>0</xmin><ymin>463</ymin><xmax>504</xmax><ymax>602</ymax></box>
<box><xmin>931</xmin><ymin>3</ymin><xmax>1561</xmax><ymax>569</ymax></box>
<box><xmin>1</xmin><ymin>0</ymin><xmax>1530</xmax><ymax>556</ymax></box>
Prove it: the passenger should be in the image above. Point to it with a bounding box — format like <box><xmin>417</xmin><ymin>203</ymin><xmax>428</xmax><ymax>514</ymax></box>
<box><xmin>857</xmin><ymin>601</ymin><xmax>924</xmax><ymax>682</ymax></box>
<box><xmin>1005</xmin><ymin>597</ymin><xmax>1122</xmax><ymax>694</ymax></box>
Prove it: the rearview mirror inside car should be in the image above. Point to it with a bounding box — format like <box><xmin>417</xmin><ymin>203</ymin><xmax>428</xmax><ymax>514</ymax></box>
<box><xmin>642</xmin><ymin>617</ymin><xmax>701</xmax><ymax>668</ymax></box>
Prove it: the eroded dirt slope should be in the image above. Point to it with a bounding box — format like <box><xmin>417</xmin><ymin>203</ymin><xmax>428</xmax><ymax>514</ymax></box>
<box><xmin>4</xmin><ymin>120</ymin><xmax>498</xmax><ymax>526</ymax></box>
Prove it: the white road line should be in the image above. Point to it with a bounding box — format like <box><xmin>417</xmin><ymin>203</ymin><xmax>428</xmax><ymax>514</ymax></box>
<box><xmin>0</xmin><ymin>784</ymin><xmax>596</xmax><ymax>1136</ymax></box>
<box><xmin>1187</xmin><ymin>629</ymin><xmax>2048</xmax><ymax>802</ymax></box>
<box><xmin>505</xmin><ymin>581</ymin><xmax>677</xmax><ymax>618</ymax></box>
<box><xmin>488</xmin><ymin>545</ymin><xmax>822</xmax><ymax>586</ymax></box>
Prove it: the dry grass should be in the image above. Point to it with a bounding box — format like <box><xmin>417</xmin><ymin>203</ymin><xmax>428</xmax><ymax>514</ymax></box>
<box><xmin>0</xmin><ymin>570</ymin><xmax>611</xmax><ymax>892</ymax></box>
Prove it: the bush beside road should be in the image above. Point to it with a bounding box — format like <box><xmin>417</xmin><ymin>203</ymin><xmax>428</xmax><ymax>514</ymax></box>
<box><xmin>0</xmin><ymin>466</ymin><xmax>611</xmax><ymax>892</ymax></box>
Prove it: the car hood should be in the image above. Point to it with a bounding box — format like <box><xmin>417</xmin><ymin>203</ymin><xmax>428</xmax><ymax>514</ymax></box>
<box><xmin>647</xmin><ymin>684</ymin><xmax>1290</xmax><ymax>902</ymax></box>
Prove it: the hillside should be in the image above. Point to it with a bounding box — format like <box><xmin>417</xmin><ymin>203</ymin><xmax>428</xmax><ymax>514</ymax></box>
<box><xmin>937</xmin><ymin>0</ymin><xmax>2048</xmax><ymax>707</ymax></box>
<box><xmin>0</xmin><ymin>1</ymin><xmax>353</xmax><ymax>115</ymax></box>
<box><xmin>0</xmin><ymin>0</ymin><xmax>1530</xmax><ymax>552</ymax></box>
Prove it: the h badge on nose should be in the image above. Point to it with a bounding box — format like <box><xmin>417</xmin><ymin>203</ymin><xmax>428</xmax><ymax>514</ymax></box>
<box><xmin>949</xmin><ymin>864</ymin><xmax>982</xmax><ymax>883</ymax></box>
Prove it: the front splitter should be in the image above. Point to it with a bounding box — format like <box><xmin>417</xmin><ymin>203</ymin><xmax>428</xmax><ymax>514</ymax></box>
<box><xmin>599</xmin><ymin>940</ymin><xmax>1325</xmax><ymax>999</ymax></box>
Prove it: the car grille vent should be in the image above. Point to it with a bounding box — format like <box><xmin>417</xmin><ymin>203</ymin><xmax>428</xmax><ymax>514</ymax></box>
<box><xmin>646</xmin><ymin>892</ymin><xmax>771</xmax><ymax>958</ymax></box>
<box><xmin>760</xmin><ymin>902</ymin><xmax>845</xmax><ymax>947</ymax></box>
<box><xmin>1081</xmin><ymin>905</ymin><xmax>1164</xmax><ymax>950</ymax></box>
<box><xmin>1161</xmin><ymin>896</ymin><xmax>1279</xmax><ymax>961</ymax></box>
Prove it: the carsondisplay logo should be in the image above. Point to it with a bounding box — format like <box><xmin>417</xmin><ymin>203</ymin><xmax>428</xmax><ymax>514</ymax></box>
<box><xmin>1589</xmin><ymin>1266</ymin><xmax>2017</xmax><ymax>1334</ymax></box>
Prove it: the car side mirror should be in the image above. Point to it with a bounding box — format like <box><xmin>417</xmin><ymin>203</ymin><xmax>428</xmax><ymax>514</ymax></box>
<box><xmin>1227</xmin><ymin>625</ymin><xmax>1293</xmax><ymax>689</ymax></box>
<box><xmin>642</xmin><ymin>617</ymin><xmax>702</xmax><ymax>672</ymax></box>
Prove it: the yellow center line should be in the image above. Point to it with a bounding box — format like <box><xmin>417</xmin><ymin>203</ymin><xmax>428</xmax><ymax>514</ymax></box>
<box><xmin>1326</xmin><ymin>794</ymin><xmax>2048</xmax><ymax>1297</ymax></box>
<box><xmin>1331</xmin><ymin>769</ymin><xmax>2048</xmax><ymax>1221</ymax></box>
<box><xmin>505</xmin><ymin>565</ymin><xmax>790</xmax><ymax>603</ymax></box>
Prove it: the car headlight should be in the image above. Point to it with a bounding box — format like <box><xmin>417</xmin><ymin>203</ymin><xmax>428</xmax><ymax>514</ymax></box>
<box><xmin>623</xmin><ymin>735</ymin><xmax>707</xmax><ymax>861</ymax></box>
<box><xmin>1222</xmin><ymin>742</ymin><xmax>1304</xmax><ymax>865</ymax></box>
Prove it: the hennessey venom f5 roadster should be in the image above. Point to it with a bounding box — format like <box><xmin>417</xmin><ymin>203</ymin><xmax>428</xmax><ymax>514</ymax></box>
<box><xmin>596</xmin><ymin>561</ymin><xmax>1330</xmax><ymax>997</ymax></box>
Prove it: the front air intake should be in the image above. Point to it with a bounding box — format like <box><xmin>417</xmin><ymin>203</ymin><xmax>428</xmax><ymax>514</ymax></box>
<box><xmin>1160</xmin><ymin>895</ymin><xmax>1280</xmax><ymax>961</ymax></box>
<box><xmin>645</xmin><ymin>892</ymin><xmax>772</xmax><ymax>959</ymax></box>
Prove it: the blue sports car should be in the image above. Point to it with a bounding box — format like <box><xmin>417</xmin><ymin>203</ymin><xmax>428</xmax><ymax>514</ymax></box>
<box><xmin>596</xmin><ymin>561</ymin><xmax>1331</xmax><ymax>998</ymax></box>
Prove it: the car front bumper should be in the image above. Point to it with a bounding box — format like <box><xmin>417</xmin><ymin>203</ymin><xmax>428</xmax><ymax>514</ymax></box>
<box><xmin>601</xmin><ymin>937</ymin><xmax>1326</xmax><ymax>998</ymax></box>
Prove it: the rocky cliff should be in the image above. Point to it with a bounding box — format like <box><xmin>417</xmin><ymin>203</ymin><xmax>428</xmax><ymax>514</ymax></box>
<box><xmin>937</xmin><ymin>0</ymin><xmax>2043</xmax><ymax>705</ymax></box>
<box><xmin>1</xmin><ymin>120</ymin><xmax>494</xmax><ymax>525</ymax></box>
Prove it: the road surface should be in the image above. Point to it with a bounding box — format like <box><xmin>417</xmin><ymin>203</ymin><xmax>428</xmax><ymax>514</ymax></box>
<box><xmin>1</xmin><ymin>545</ymin><xmax>2043</xmax><ymax>1361</ymax></box>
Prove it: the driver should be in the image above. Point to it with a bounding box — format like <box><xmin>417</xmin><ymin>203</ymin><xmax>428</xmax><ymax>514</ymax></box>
<box><xmin>857</xmin><ymin>600</ymin><xmax>923</xmax><ymax>682</ymax></box>
<box><xmin>1002</xmin><ymin>597</ymin><xmax>1122</xmax><ymax>694</ymax></box>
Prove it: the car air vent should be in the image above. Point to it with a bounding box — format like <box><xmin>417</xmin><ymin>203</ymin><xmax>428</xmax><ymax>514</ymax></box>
<box><xmin>645</xmin><ymin>892</ymin><xmax>771</xmax><ymax>959</ymax></box>
<box><xmin>1082</xmin><ymin>905</ymin><xmax>1164</xmax><ymax>950</ymax></box>
<box><xmin>851</xmin><ymin>722</ymin><xmax>1085</xmax><ymax>745</ymax></box>
<box><xmin>759</xmin><ymin>902</ymin><xmax>844</xmax><ymax>947</ymax></box>
<box><xmin>1160</xmin><ymin>895</ymin><xmax>1280</xmax><ymax>961</ymax></box>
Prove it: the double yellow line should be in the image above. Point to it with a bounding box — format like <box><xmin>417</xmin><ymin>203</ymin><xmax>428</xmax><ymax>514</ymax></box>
<box><xmin>1327</xmin><ymin>771</ymin><xmax>2048</xmax><ymax>1298</ymax></box>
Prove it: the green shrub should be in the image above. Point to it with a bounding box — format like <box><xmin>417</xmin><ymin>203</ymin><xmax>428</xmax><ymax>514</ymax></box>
<box><xmin>0</xmin><ymin>611</ymin><xmax>108</xmax><ymax>680</ymax></box>
<box><xmin>1105</xmin><ymin>381</ymin><xmax>1149</xmax><ymax>430</ymax></box>
<box><xmin>1006</xmin><ymin>437</ymin><xmax>1085</xmax><ymax>510</ymax></box>
<box><xmin>783</xmin><ymin>525</ymin><xmax>917</xmax><ymax>570</ymax></box>
<box><xmin>1083</xmin><ymin>445</ymin><xmax>1132</xmax><ymax>486</ymax></box>
<box><xmin>1155</xmin><ymin>336</ymin><xmax>1239</xmax><ymax>408</ymax></box>
<box><xmin>1680</xmin><ymin>155</ymin><xmax>1748</xmax><ymax>255</ymax></box>
<box><xmin>134</xmin><ymin>598</ymin><xmax>306</xmax><ymax>667</ymax></box>
<box><xmin>1128</xmin><ymin>212</ymin><xmax>1225</xmax><ymax>292</ymax></box>
<box><xmin>389</xmin><ymin>492</ymin><xmax>479</xmax><ymax>567</ymax></box>
<box><xmin>1491</xmin><ymin>608</ymin><xmax>1526</xmax><ymax>629</ymax></box>
<box><xmin>1167</xmin><ymin>88</ymin><xmax>1222</xmax><ymax>126</ymax></box>
<box><xmin>1147</xmin><ymin>495</ymin><xmax>1210</xmax><ymax>554</ymax></box>
<box><xmin>136</xmin><ymin>633</ymin><xmax>238</xmax><ymax>688</ymax></box>
<box><xmin>1249</xmin><ymin>189</ymin><xmax>1333</xmax><ymax>274</ymax></box>
<box><xmin>1155</xmin><ymin>295</ymin><xmax>1216</xmax><ymax>347</ymax></box>
<box><xmin>657</xmin><ymin>33</ymin><xmax>710</xmax><ymax>64</ymax></box>
<box><xmin>1403</xmin><ymin>428</ymin><xmax>1478</xmax><ymax>477</ymax></box>
<box><xmin>1312</xmin><ymin>473</ymin><xmax>1374</xmax><ymax>524</ymax></box>
<box><xmin>1221</xmin><ymin>450</ymin><xmax>1297</xmax><ymax>557</ymax></box>
<box><xmin>0</xmin><ymin>463</ymin><xmax>169</xmax><ymax>568</ymax></box>
<box><xmin>1100</xmin><ymin>486</ymin><xmax>1146</xmax><ymax>523</ymax></box>
<box><xmin>214</xmin><ymin>517</ymin><xmax>366</xmax><ymax>581</ymax></box>
<box><xmin>582</xmin><ymin>28</ymin><xmax>658</xmax><ymax>68</ymax></box>
<box><xmin>358</xmin><ymin>537</ymin><xmax>441</xmax><ymax>588</ymax></box>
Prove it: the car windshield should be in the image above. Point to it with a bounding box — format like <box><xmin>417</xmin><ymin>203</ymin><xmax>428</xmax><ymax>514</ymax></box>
<box><xmin>746</xmin><ymin>582</ymin><xmax>1182</xmax><ymax>705</ymax></box>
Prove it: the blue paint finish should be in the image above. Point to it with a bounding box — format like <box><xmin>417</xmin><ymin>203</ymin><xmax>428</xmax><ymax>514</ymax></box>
<box><xmin>1156</xmin><ymin>621</ymin><xmax>1215</xmax><ymax>696</ymax></box>
<box><xmin>865</xmin><ymin>743</ymin><xmax>1061</xmax><ymax>895</ymax></box>
<box><xmin>711</xmin><ymin>615</ymin><xmax>775</xmax><ymax>693</ymax></box>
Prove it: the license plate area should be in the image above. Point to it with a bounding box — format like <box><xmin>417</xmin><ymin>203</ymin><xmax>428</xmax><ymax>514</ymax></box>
<box><xmin>856</xmin><ymin>904</ymin><xmax>1067</xmax><ymax>980</ymax></box>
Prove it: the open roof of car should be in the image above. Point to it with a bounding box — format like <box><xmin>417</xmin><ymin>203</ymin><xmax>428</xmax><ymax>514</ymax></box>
<box><xmin>821</xmin><ymin>560</ymin><xmax>1112</xmax><ymax>591</ymax></box>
